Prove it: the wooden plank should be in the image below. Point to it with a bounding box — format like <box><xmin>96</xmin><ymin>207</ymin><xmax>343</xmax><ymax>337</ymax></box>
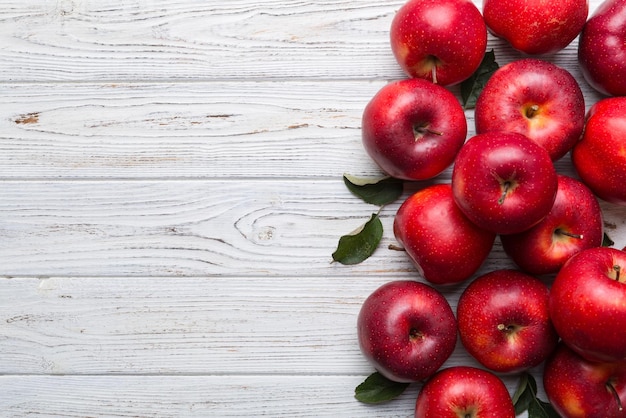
<box><xmin>0</xmin><ymin>80</ymin><xmax>379</xmax><ymax>179</ymax></box>
<box><xmin>0</xmin><ymin>374</ymin><xmax>532</xmax><ymax>417</ymax></box>
<box><xmin>0</xmin><ymin>0</ymin><xmax>600</xmax><ymax>82</ymax></box>
<box><xmin>0</xmin><ymin>179</ymin><xmax>624</xmax><ymax>278</ymax></box>
<box><xmin>0</xmin><ymin>275</ymin><xmax>541</xmax><ymax>391</ymax></box>
<box><xmin>3</xmin><ymin>178</ymin><xmax>620</xmax><ymax>278</ymax></box>
<box><xmin>0</xmin><ymin>79</ymin><xmax>606</xmax><ymax>179</ymax></box>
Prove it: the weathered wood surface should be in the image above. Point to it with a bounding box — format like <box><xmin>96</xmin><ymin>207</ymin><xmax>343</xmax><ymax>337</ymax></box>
<box><xmin>0</xmin><ymin>0</ymin><xmax>623</xmax><ymax>416</ymax></box>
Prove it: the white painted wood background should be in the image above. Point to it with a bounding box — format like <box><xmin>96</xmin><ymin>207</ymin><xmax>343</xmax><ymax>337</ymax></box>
<box><xmin>1</xmin><ymin>0</ymin><xmax>625</xmax><ymax>416</ymax></box>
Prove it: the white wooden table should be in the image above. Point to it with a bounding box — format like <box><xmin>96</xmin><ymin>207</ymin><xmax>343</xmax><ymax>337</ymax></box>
<box><xmin>1</xmin><ymin>1</ymin><xmax>625</xmax><ymax>416</ymax></box>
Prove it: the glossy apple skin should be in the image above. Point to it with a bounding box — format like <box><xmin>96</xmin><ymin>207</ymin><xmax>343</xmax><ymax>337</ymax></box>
<box><xmin>483</xmin><ymin>0</ymin><xmax>588</xmax><ymax>55</ymax></box>
<box><xmin>361</xmin><ymin>78</ymin><xmax>467</xmax><ymax>181</ymax></box>
<box><xmin>550</xmin><ymin>247</ymin><xmax>626</xmax><ymax>363</ymax></box>
<box><xmin>457</xmin><ymin>269</ymin><xmax>558</xmax><ymax>374</ymax></box>
<box><xmin>357</xmin><ymin>280</ymin><xmax>457</xmax><ymax>383</ymax></box>
<box><xmin>415</xmin><ymin>366</ymin><xmax>516</xmax><ymax>418</ymax></box>
<box><xmin>451</xmin><ymin>131</ymin><xmax>558</xmax><ymax>235</ymax></box>
<box><xmin>544</xmin><ymin>343</ymin><xmax>626</xmax><ymax>418</ymax></box>
<box><xmin>475</xmin><ymin>58</ymin><xmax>585</xmax><ymax>161</ymax></box>
<box><xmin>501</xmin><ymin>175</ymin><xmax>604</xmax><ymax>275</ymax></box>
<box><xmin>572</xmin><ymin>97</ymin><xmax>626</xmax><ymax>205</ymax></box>
<box><xmin>390</xmin><ymin>0</ymin><xmax>487</xmax><ymax>86</ymax></box>
<box><xmin>394</xmin><ymin>184</ymin><xmax>496</xmax><ymax>285</ymax></box>
<box><xmin>578</xmin><ymin>0</ymin><xmax>626</xmax><ymax>97</ymax></box>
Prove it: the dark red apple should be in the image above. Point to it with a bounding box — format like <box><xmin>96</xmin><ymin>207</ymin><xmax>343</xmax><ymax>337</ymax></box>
<box><xmin>501</xmin><ymin>175</ymin><xmax>604</xmax><ymax>275</ymax></box>
<box><xmin>361</xmin><ymin>78</ymin><xmax>467</xmax><ymax>181</ymax></box>
<box><xmin>475</xmin><ymin>58</ymin><xmax>585</xmax><ymax>161</ymax></box>
<box><xmin>544</xmin><ymin>342</ymin><xmax>626</xmax><ymax>418</ymax></box>
<box><xmin>457</xmin><ymin>269</ymin><xmax>558</xmax><ymax>374</ymax></box>
<box><xmin>415</xmin><ymin>366</ymin><xmax>516</xmax><ymax>417</ymax></box>
<box><xmin>390</xmin><ymin>0</ymin><xmax>487</xmax><ymax>86</ymax></box>
<box><xmin>451</xmin><ymin>131</ymin><xmax>558</xmax><ymax>235</ymax></box>
<box><xmin>572</xmin><ymin>97</ymin><xmax>626</xmax><ymax>205</ymax></box>
<box><xmin>482</xmin><ymin>0</ymin><xmax>588</xmax><ymax>55</ymax></box>
<box><xmin>357</xmin><ymin>280</ymin><xmax>457</xmax><ymax>383</ymax></box>
<box><xmin>550</xmin><ymin>247</ymin><xmax>626</xmax><ymax>363</ymax></box>
<box><xmin>578</xmin><ymin>0</ymin><xmax>626</xmax><ymax>97</ymax></box>
<box><xmin>393</xmin><ymin>184</ymin><xmax>496</xmax><ymax>285</ymax></box>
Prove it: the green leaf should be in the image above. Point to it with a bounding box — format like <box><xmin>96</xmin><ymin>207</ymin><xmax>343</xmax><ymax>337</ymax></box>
<box><xmin>513</xmin><ymin>373</ymin><xmax>560</xmax><ymax>418</ymax></box>
<box><xmin>461</xmin><ymin>49</ymin><xmax>499</xmax><ymax>109</ymax></box>
<box><xmin>354</xmin><ymin>372</ymin><xmax>410</xmax><ymax>404</ymax></box>
<box><xmin>603</xmin><ymin>232</ymin><xmax>615</xmax><ymax>247</ymax></box>
<box><xmin>332</xmin><ymin>213</ymin><xmax>383</xmax><ymax>265</ymax></box>
<box><xmin>343</xmin><ymin>174</ymin><xmax>403</xmax><ymax>206</ymax></box>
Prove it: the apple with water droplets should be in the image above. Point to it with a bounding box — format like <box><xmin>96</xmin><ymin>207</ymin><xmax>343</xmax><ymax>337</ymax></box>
<box><xmin>390</xmin><ymin>0</ymin><xmax>487</xmax><ymax>86</ymax></box>
<box><xmin>451</xmin><ymin>131</ymin><xmax>558</xmax><ymax>235</ymax></box>
<box><xmin>482</xmin><ymin>0</ymin><xmax>588</xmax><ymax>55</ymax></box>
<box><xmin>357</xmin><ymin>280</ymin><xmax>457</xmax><ymax>383</ymax></box>
<box><xmin>550</xmin><ymin>247</ymin><xmax>626</xmax><ymax>363</ymax></box>
<box><xmin>361</xmin><ymin>78</ymin><xmax>468</xmax><ymax>181</ymax></box>
<box><xmin>457</xmin><ymin>269</ymin><xmax>559</xmax><ymax>374</ymax></box>
<box><xmin>474</xmin><ymin>58</ymin><xmax>585</xmax><ymax>162</ymax></box>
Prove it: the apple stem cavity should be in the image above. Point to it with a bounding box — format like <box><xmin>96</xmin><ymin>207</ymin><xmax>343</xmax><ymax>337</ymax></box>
<box><xmin>409</xmin><ymin>328</ymin><xmax>424</xmax><ymax>341</ymax></box>
<box><xmin>606</xmin><ymin>379</ymin><xmax>623</xmax><ymax>412</ymax></box>
<box><xmin>497</xmin><ymin>323</ymin><xmax>518</xmax><ymax>333</ymax></box>
<box><xmin>555</xmin><ymin>229</ymin><xmax>584</xmax><ymax>240</ymax></box>
<box><xmin>413</xmin><ymin>123</ymin><xmax>443</xmax><ymax>141</ymax></box>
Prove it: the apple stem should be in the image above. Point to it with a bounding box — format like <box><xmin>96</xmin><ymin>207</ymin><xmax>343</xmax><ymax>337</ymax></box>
<box><xmin>413</xmin><ymin>124</ymin><xmax>443</xmax><ymax>140</ymax></box>
<box><xmin>606</xmin><ymin>380</ymin><xmax>623</xmax><ymax>412</ymax></box>
<box><xmin>614</xmin><ymin>265</ymin><xmax>621</xmax><ymax>282</ymax></box>
<box><xmin>388</xmin><ymin>244</ymin><xmax>406</xmax><ymax>252</ymax></box>
<box><xmin>555</xmin><ymin>229</ymin><xmax>584</xmax><ymax>240</ymax></box>
<box><xmin>432</xmin><ymin>65</ymin><xmax>438</xmax><ymax>84</ymax></box>
<box><xmin>526</xmin><ymin>104</ymin><xmax>540</xmax><ymax>118</ymax></box>
<box><xmin>498</xmin><ymin>181</ymin><xmax>511</xmax><ymax>205</ymax></box>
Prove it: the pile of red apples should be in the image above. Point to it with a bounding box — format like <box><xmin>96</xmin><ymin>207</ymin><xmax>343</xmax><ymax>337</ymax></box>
<box><xmin>355</xmin><ymin>0</ymin><xmax>626</xmax><ymax>416</ymax></box>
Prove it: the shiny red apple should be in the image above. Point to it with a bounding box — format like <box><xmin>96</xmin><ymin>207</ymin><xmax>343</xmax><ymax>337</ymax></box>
<box><xmin>451</xmin><ymin>131</ymin><xmax>558</xmax><ymax>235</ymax></box>
<box><xmin>572</xmin><ymin>97</ymin><xmax>626</xmax><ymax>206</ymax></box>
<box><xmin>550</xmin><ymin>247</ymin><xmax>626</xmax><ymax>363</ymax></box>
<box><xmin>393</xmin><ymin>184</ymin><xmax>496</xmax><ymax>285</ymax></box>
<box><xmin>475</xmin><ymin>58</ymin><xmax>585</xmax><ymax>161</ymax></box>
<box><xmin>357</xmin><ymin>280</ymin><xmax>457</xmax><ymax>383</ymax></box>
<box><xmin>361</xmin><ymin>78</ymin><xmax>467</xmax><ymax>181</ymax></box>
<box><xmin>415</xmin><ymin>366</ymin><xmax>516</xmax><ymax>418</ymax></box>
<box><xmin>578</xmin><ymin>0</ymin><xmax>626</xmax><ymax>97</ymax></box>
<box><xmin>544</xmin><ymin>342</ymin><xmax>626</xmax><ymax>418</ymax></box>
<box><xmin>457</xmin><ymin>269</ymin><xmax>558</xmax><ymax>374</ymax></box>
<box><xmin>501</xmin><ymin>175</ymin><xmax>604</xmax><ymax>275</ymax></box>
<box><xmin>390</xmin><ymin>0</ymin><xmax>487</xmax><ymax>86</ymax></box>
<box><xmin>482</xmin><ymin>0</ymin><xmax>588</xmax><ymax>55</ymax></box>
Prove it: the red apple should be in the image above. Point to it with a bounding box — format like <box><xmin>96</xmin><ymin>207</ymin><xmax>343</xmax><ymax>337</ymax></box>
<box><xmin>390</xmin><ymin>0</ymin><xmax>487</xmax><ymax>86</ymax></box>
<box><xmin>451</xmin><ymin>131</ymin><xmax>558</xmax><ymax>235</ymax></box>
<box><xmin>572</xmin><ymin>97</ymin><xmax>626</xmax><ymax>205</ymax></box>
<box><xmin>393</xmin><ymin>184</ymin><xmax>496</xmax><ymax>285</ymax></box>
<box><xmin>482</xmin><ymin>0</ymin><xmax>588</xmax><ymax>55</ymax></box>
<box><xmin>578</xmin><ymin>0</ymin><xmax>626</xmax><ymax>97</ymax></box>
<box><xmin>501</xmin><ymin>175</ymin><xmax>604</xmax><ymax>275</ymax></box>
<box><xmin>544</xmin><ymin>342</ymin><xmax>626</xmax><ymax>418</ymax></box>
<box><xmin>361</xmin><ymin>78</ymin><xmax>467</xmax><ymax>181</ymax></box>
<box><xmin>474</xmin><ymin>58</ymin><xmax>585</xmax><ymax>161</ymax></box>
<box><xmin>457</xmin><ymin>269</ymin><xmax>558</xmax><ymax>374</ymax></box>
<box><xmin>550</xmin><ymin>247</ymin><xmax>626</xmax><ymax>363</ymax></box>
<box><xmin>415</xmin><ymin>366</ymin><xmax>516</xmax><ymax>418</ymax></box>
<box><xmin>357</xmin><ymin>280</ymin><xmax>457</xmax><ymax>383</ymax></box>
